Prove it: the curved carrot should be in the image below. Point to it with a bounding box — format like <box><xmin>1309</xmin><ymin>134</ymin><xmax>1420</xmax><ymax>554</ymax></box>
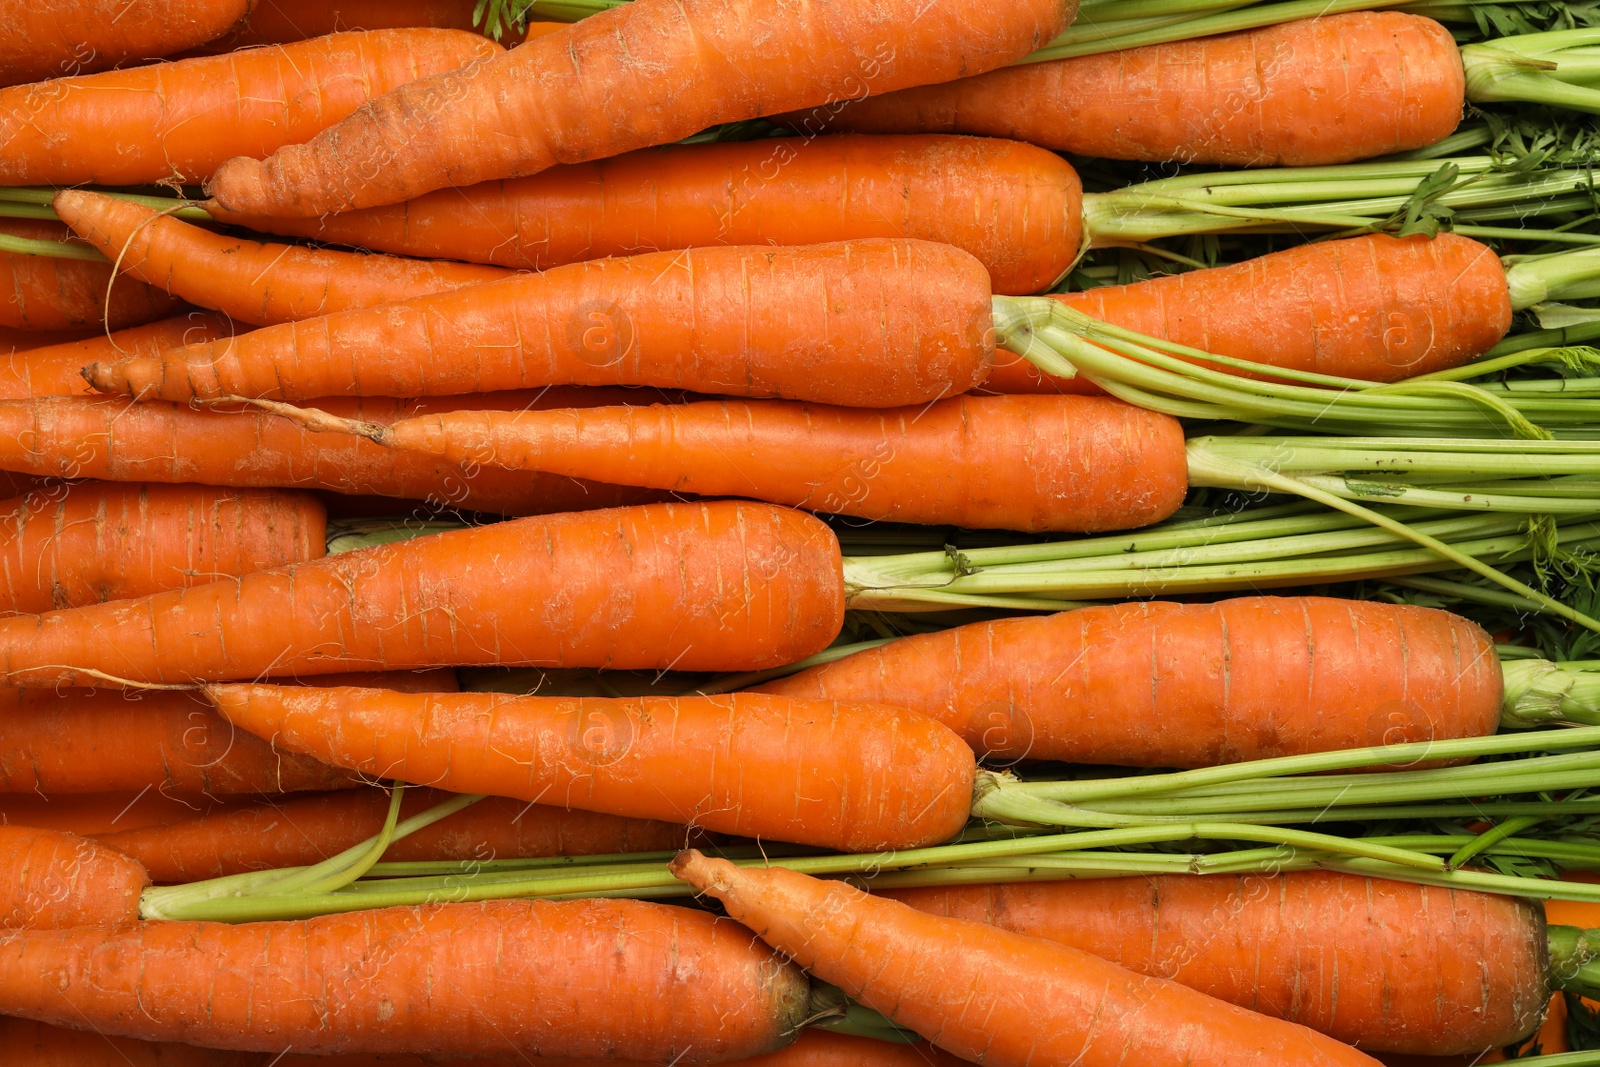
<box><xmin>372</xmin><ymin>394</ymin><xmax>1189</xmax><ymax>533</ymax></box>
<box><xmin>208</xmin><ymin>684</ymin><xmax>974</xmax><ymax>851</ymax></box>
<box><xmin>96</xmin><ymin>788</ymin><xmax>693</xmax><ymax>883</ymax></box>
<box><xmin>0</xmin><ymin>313</ymin><xmax>235</xmax><ymax>399</ymax></box>
<box><xmin>0</xmin><ymin>500</ymin><xmax>843</xmax><ymax>687</ymax></box>
<box><xmin>201</xmin><ymin>0</ymin><xmax>487</xmax><ymax>49</ymax></box>
<box><xmin>0</xmin><ymin>326</ymin><xmax>97</xmax><ymax>352</ymax></box>
<box><xmin>86</xmin><ymin>239</ymin><xmax>994</xmax><ymax>408</ymax></box>
<box><xmin>758</xmin><ymin>597</ymin><xmax>1503</xmax><ymax>764</ymax></box>
<box><xmin>0</xmin><ymin>1017</ymin><xmax>262</xmax><ymax>1065</ymax></box>
<box><xmin>0</xmin><ymin>898</ymin><xmax>810</xmax><ymax>1058</ymax></box>
<box><xmin>0</xmin><ymin>0</ymin><xmax>249</xmax><ymax>86</ymax></box>
<box><xmin>0</xmin><ymin>826</ymin><xmax>148</xmax><ymax>931</ymax></box>
<box><xmin>811</xmin><ymin>13</ymin><xmax>1464</xmax><ymax>167</ymax></box>
<box><xmin>0</xmin><ymin>220</ymin><xmax>182</xmax><ymax>332</ymax></box>
<box><xmin>55</xmin><ymin>191</ymin><xmax>510</xmax><ymax>327</ymax></box>
<box><xmin>671</xmin><ymin>851</ymin><xmax>1384</xmax><ymax>1066</ymax></box>
<box><xmin>0</xmin><ymin>792</ymin><xmax>231</xmax><ymax>836</ymax></box>
<box><xmin>205</xmin><ymin>0</ymin><xmax>1075</xmax><ymax>216</ymax></box>
<box><xmin>212</xmin><ymin>134</ymin><xmax>1084</xmax><ymax>297</ymax></box>
<box><xmin>0</xmin><ymin>29</ymin><xmax>502</xmax><ymax>186</ymax></box>
<box><xmin>881</xmin><ymin>872</ymin><xmax>1549</xmax><ymax>1055</ymax></box>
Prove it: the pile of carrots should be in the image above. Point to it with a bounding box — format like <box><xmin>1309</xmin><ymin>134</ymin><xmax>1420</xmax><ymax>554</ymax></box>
<box><xmin>6</xmin><ymin>0</ymin><xmax>1600</xmax><ymax>1063</ymax></box>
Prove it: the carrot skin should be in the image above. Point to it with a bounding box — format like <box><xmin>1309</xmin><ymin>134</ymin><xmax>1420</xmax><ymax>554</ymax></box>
<box><xmin>0</xmin><ymin>313</ymin><xmax>235</xmax><ymax>400</ymax></box>
<box><xmin>0</xmin><ymin>826</ymin><xmax>148</xmax><ymax>931</ymax></box>
<box><xmin>0</xmin><ymin>220</ymin><xmax>183</xmax><ymax>332</ymax></box>
<box><xmin>0</xmin><ymin>898</ymin><xmax>811</xmax><ymax>1059</ymax></box>
<box><xmin>0</xmin><ymin>1016</ymin><xmax>263</xmax><ymax>1064</ymax></box>
<box><xmin>0</xmin><ymin>0</ymin><xmax>250</xmax><ymax>86</ymax></box>
<box><xmin>198</xmin><ymin>0</ymin><xmax>489</xmax><ymax>50</ymax></box>
<box><xmin>0</xmin><ymin>792</ymin><xmax>234</xmax><ymax>836</ymax></box>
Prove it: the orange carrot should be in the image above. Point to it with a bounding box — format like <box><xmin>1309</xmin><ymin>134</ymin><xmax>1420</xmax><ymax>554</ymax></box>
<box><xmin>211</xmin><ymin>134</ymin><xmax>1085</xmax><ymax>297</ymax></box>
<box><xmin>0</xmin><ymin>792</ymin><xmax>233</xmax><ymax>836</ymax></box>
<box><xmin>56</xmin><ymin>192</ymin><xmax>510</xmax><ymax>327</ymax></box>
<box><xmin>207</xmin><ymin>684</ymin><xmax>974</xmax><ymax>851</ymax></box>
<box><xmin>0</xmin><ymin>313</ymin><xmax>235</xmax><ymax>399</ymax></box>
<box><xmin>0</xmin><ymin>500</ymin><xmax>843</xmax><ymax>688</ymax></box>
<box><xmin>0</xmin><ymin>0</ymin><xmax>249</xmax><ymax>86</ymax></box>
<box><xmin>200</xmin><ymin>0</ymin><xmax>487</xmax><ymax>49</ymax></box>
<box><xmin>881</xmin><ymin>872</ymin><xmax>1550</xmax><ymax>1055</ymax></box>
<box><xmin>674</xmin><ymin>852</ymin><xmax>1384</xmax><ymax>1066</ymax></box>
<box><xmin>0</xmin><ymin>29</ymin><xmax>502</xmax><ymax>186</ymax></box>
<box><xmin>0</xmin><ymin>1017</ymin><xmax>262</xmax><ymax>1065</ymax></box>
<box><xmin>0</xmin><ymin>826</ymin><xmax>148</xmax><ymax>931</ymax></box>
<box><xmin>0</xmin><ymin>897</ymin><xmax>810</xmax><ymax>1058</ymax></box>
<box><xmin>86</xmin><ymin>239</ymin><xmax>995</xmax><ymax>408</ymax></box>
<box><xmin>0</xmin><ymin>325</ymin><xmax>96</xmax><ymax>352</ymax></box>
<box><xmin>0</xmin><ymin>220</ymin><xmax>182</xmax><ymax>332</ymax></box>
<box><xmin>758</xmin><ymin>596</ymin><xmax>1503</xmax><ymax>765</ymax></box>
<box><xmin>204</xmin><ymin>0</ymin><xmax>1076</xmax><ymax>216</ymax></box>
<box><xmin>808</xmin><ymin>13</ymin><xmax>1464</xmax><ymax>167</ymax></box>
<box><xmin>361</xmin><ymin>394</ymin><xmax>1188</xmax><ymax>532</ymax></box>
<box><xmin>95</xmin><ymin>788</ymin><xmax>693</xmax><ymax>883</ymax></box>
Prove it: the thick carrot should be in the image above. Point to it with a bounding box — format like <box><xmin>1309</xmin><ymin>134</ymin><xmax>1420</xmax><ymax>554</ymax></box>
<box><xmin>207</xmin><ymin>684</ymin><xmax>974</xmax><ymax>851</ymax></box>
<box><xmin>0</xmin><ymin>393</ymin><xmax>667</xmax><ymax>516</ymax></box>
<box><xmin>56</xmin><ymin>191</ymin><xmax>510</xmax><ymax>327</ymax></box>
<box><xmin>200</xmin><ymin>0</ymin><xmax>486</xmax><ymax>49</ymax></box>
<box><xmin>0</xmin><ymin>220</ymin><xmax>183</xmax><ymax>332</ymax></box>
<box><xmin>0</xmin><ymin>0</ymin><xmax>249</xmax><ymax>86</ymax></box>
<box><xmin>0</xmin><ymin>29</ymin><xmax>502</xmax><ymax>187</ymax></box>
<box><xmin>0</xmin><ymin>1017</ymin><xmax>261</xmax><ymax>1065</ymax></box>
<box><xmin>0</xmin><ymin>826</ymin><xmax>148</xmax><ymax>931</ymax></box>
<box><xmin>0</xmin><ymin>500</ymin><xmax>843</xmax><ymax>687</ymax></box>
<box><xmin>758</xmin><ymin>597</ymin><xmax>1503</xmax><ymax>764</ymax></box>
<box><xmin>211</xmin><ymin>134</ymin><xmax>1085</xmax><ymax>297</ymax></box>
<box><xmin>204</xmin><ymin>0</ymin><xmax>1076</xmax><ymax>216</ymax></box>
<box><xmin>0</xmin><ymin>325</ymin><xmax>96</xmax><ymax>352</ymax></box>
<box><xmin>0</xmin><ymin>792</ymin><xmax>231</xmax><ymax>836</ymax></box>
<box><xmin>881</xmin><ymin>872</ymin><xmax>1549</xmax><ymax>1055</ymax></box>
<box><xmin>366</xmin><ymin>394</ymin><xmax>1188</xmax><ymax>533</ymax></box>
<box><xmin>95</xmin><ymin>788</ymin><xmax>693</xmax><ymax>883</ymax></box>
<box><xmin>807</xmin><ymin>13</ymin><xmax>1464</xmax><ymax>167</ymax></box>
<box><xmin>0</xmin><ymin>483</ymin><xmax>326</xmax><ymax>615</ymax></box>
<box><xmin>86</xmin><ymin>239</ymin><xmax>994</xmax><ymax>408</ymax></box>
<box><xmin>671</xmin><ymin>851</ymin><xmax>1384</xmax><ymax>1066</ymax></box>
<box><xmin>0</xmin><ymin>313</ymin><xmax>235</xmax><ymax>399</ymax></box>
<box><xmin>0</xmin><ymin>898</ymin><xmax>810</xmax><ymax>1058</ymax></box>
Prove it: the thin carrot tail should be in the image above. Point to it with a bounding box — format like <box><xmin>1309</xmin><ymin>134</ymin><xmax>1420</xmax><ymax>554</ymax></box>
<box><xmin>204</xmin><ymin>397</ymin><xmax>392</xmax><ymax>443</ymax></box>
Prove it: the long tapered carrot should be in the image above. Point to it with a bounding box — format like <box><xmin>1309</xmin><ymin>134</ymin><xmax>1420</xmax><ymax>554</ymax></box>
<box><xmin>0</xmin><ymin>826</ymin><xmax>148</xmax><ymax>931</ymax></box>
<box><xmin>0</xmin><ymin>1017</ymin><xmax>262</xmax><ymax>1065</ymax></box>
<box><xmin>205</xmin><ymin>0</ymin><xmax>1075</xmax><ymax>216</ymax></box>
<box><xmin>86</xmin><ymin>239</ymin><xmax>995</xmax><ymax>408</ymax></box>
<box><xmin>200</xmin><ymin>0</ymin><xmax>488</xmax><ymax>50</ymax></box>
<box><xmin>211</xmin><ymin>134</ymin><xmax>1085</xmax><ymax>297</ymax></box>
<box><xmin>0</xmin><ymin>0</ymin><xmax>250</xmax><ymax>86</ymax></box>
<box><xmin>0</xmin><ymin>29</ymin><xmax>502</xmax><ymax>187</ymax></box>
<box><xmin>207</xmin><ymin>684</ymin><xmax>974</xmax><ymax>851</ymax></box>
<box><xmin>881</xmin><ymin>871</ymin><xmax>1549</xmax><ymax>1056</ymax></box>
<box><xmin>0</xmin><ymin>897</ymin><xmax>810</xmax><ymax>1058</ymax></box>
<box><xmin>0</xmin><ymin>500</ymin><xmax>843</xmax><ymax>688</ymax></box>
<box><xmin>807</xmin><ymin>13</ymin><xmax>1464</xmax><ymax>167</ymax></box>
<box><xmin>672</xmin><ymin>852</ymin><xmax>1384</xmax><ymax>1066</ymax></box>
<box><xmin>0</xmin><ymin>392</ymin><xmax>666</xmax><ymax>516</ymax></box>
<box><xmin>0</xmin><ymin>325</ymin><xmax>96</xmax><ymax>352</ymax></box>
<box><xmin>0</xmin><ymin>220</ymin><xmax>182</xmax><ymax>332</ymax></box>
<box><xmin>357</xmin><ymin>394</ymin><xmax>1188</xmax><ymax>533</ymax></box>
<box><xmin>95</xmin><ymin>788</ymin><xmax>693</xmax><ymax>883</ymax></box>
<box><xmin>0</xmin><ymin>792</ymin><xmax>231</xmax><ymax>836</ymax></box>
<box><xmin>0</xmin><ymin>313</ymin><xmax>235</xmax><ymax>399</ymax></box>
<box><xmin>56</xmin><ymin>192</ymin><xmax>510</xmax><ymax>328</ymax></box>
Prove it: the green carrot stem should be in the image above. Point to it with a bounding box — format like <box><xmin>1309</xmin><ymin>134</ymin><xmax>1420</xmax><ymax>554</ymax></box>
<box><xmin>1446</xmin><ymin>815</ymin><xmax>1543</xmax><ymax>869</ymax></box>
<box><xmin>1546</xmin><ymin>925</ymin><xmax>1600</xmax><ymax>1002</ymax></box>
<box><xmin>0</xmin><ymin>233</ymin><xmax>104</xmax><ymax>262</ymax></box>
<box><xmin>1502</xmin><ymin>659</ymin><xmax>1600</xmax><ymax>726</ymax></box>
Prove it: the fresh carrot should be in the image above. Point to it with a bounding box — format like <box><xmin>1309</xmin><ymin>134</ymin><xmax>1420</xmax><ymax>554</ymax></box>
<box><xmin>0</xmin><ymin>220</ymin><xmax>182</xmax><ymax>332</ymax></box>
<box><xmin>806</xmin><ymin>13</ymin><xmax>1464</xmax><ymax>167</ymax></box>
<box><xmin>210</xmin><ymin>134</ymin><xmax>1085</xmax><ymax>296</ymax></box>
<box><xmin>199</xmin><ymin>0</ymin><xmax>487</xmax><ymax>49</ymax></box>
<box><xmin>55</xmin><ymin>191</ymin><xmax>510</xmax><ymax>327</ymax></box>
<box><xmin>0</xmin><ymin>483</ymin><xmax>326</xmax><ymax>615</ymax></box>
<box><xmin>671</xmin><ymin>851</ymin><xmax>1384</xmax><ymax>1066</ymax></box>
<box><xmin>0</xmin><ymin>897</ymin><xmax>811</xmax><ymax>1058</ymax></box>
<box><xmin>95</xmin><ymin>788</ymin><xmax>693</xmax><ymax>883</ymax></box>
<box><xmin>0</xmin><ymin>1017</ymin><xmax>262</xmax><ymax>1065</ymax></box>
<box><xmin>0</xmin><ymin>29</ymin><xmax>502</xmax><ymax>187</ymax></box>
<box><xmin>0</xmin><ymin>313</ymin><xmax>235</xmax><ymax>399</ymax></box>
<box><xmin>0</xmin><ymin>392</ymin><xmax>668</xmax><ymax>516</ymax></box>
<box><xmin>881</xmin><ymin>871</ymin><xmax>1549</xmax><ymax>1055</ymax></box>
<box><xmin>85</xmin><ymin>239</ymin><xmax>995</xmax><ymax>408</ymax></box>
<box><xmin>349</xmin><ymin>394</ymin><xmax>1188</xmax><ymax>532</ymax></box>
<box><xmin>0</xmin><ymin>500</ymin><xmax>843</xmax><ymax>687</ymax></box>
<box><xmin>206</xmin><ymin>684</ymin><xmax>974</xmax><ymax>851</ymax></box>
<box><xmin>204</xmin><ymin>0</ymin><xmax>1076</xmax><ymax>216</ymax></box>
<box><xmin>0</xmin><ymin>826</ymin><xmax>148</xmax><ymax>931</ymax></box>
<box><xmin>0</xmin><ymin>792</ymin><xmax>232</xmax><ymax>836</ymax></box>
<box><xmin>758</xmin><ymin>597</ymin><xmax>1502</xmax><ymax>764</ymax></box>
<box><xmin>0</xmin><ymin>0</ymin><xmax>250</xmax><ymax>86</ymax></box>
<box><xmin>0</xmin><ymin>325</ymin><xmax>96</xmax><ymax>352</ymax></box>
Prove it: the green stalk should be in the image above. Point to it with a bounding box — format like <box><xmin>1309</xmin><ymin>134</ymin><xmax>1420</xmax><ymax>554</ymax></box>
<box><xmin>1548</xmin><ymin>926</ymin><xmax>1600</xmax><ymax>1001</ymax></box>
<box><xmin>1445</xmin><ymin>815</ymin><xmax>1542</xmax><ymax>869</ymax></box>
<box><xmin>1502</xmin><ymin>659</ymin><xmax>1600</xmax><ymax>726</ymax></box>
<box><xmin>1463</xmin><ymin>29</ymin><xmax>1600</xmax><ymax>114</ymax></box>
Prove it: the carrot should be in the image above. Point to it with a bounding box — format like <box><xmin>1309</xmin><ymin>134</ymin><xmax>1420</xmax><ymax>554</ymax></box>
<box><xmin>210</xmin><ymin>134</ymin><xmax>1085</xmax><ymax>297</ymax></box>
<box><xmin>0</xmin><ymin>220</ymin><xmax>183</xmax><ymax>332</ymax></box>
<box><xmin>0</xmin><ymin>0</ymin><xmax>250</xmax><ymax>86</ymax></box>
<box><xmin>881</xmin><ymin>871</ymin><xmax>1549</xmax><ymax>1056</ymax></box>
<box><xmin>355</xmin><ymin>393</ymin><xmax>1188</xmax><ymax>532</ymax></box>
<box><xmin>0</xmin><ymin>29</ymin><xmax>503</xmax><ymax>187</ymax></box>
<box><xmin>200</xmin><ymin>0</ymin><xmax>487</xmax><ymax>49</ymax></box>
<box><xmin>0</xmin><ymin>312</ymin><xmax>235</xmax><ymax>399</ymax></box>
<box><xmin>207</xmin><ymin>684</ymin><xmax>974</xmax><ymax>851</ymax></box>
<box><xmin>0</xmin><ymin>500</ymin><xmax>843</xmax><ymax>687</ymax></box>
<box><xmin>671</xmin><ymin>851</ymin><xmax>1384</xmax><ymax>1066</ymax></box>
<box><xmin>204</xmin><ymin>0</ymin><xmax>1076</xmax><ymax>216</ymax></box>
<box><xmin>85</xmin><ymin>239</ymin><xmax>995</xmax><ymax>408</ymax></box>
<box><xmin>0</xmin><ymin>792</ymin><xmax>232</xmax><ymax>836</ymax></box>
<box><xmin>95</xmin><ymin>788</ymin><xmax>693</xmax><ymax>883</ymax></box>
<box><xmin>0</xmin><ymin>392</ymin><xmax>668</xmax><ymax>516</ymax></box>
<box><xmin>0</xmin><ymin>1017</ymin><xmax>262</xmax><ymax>1065</ymax></box>
<box><xmin>0</xmin><ymin>897</ymin><xmax>811</xmax><ymax>1058</ymax></box>
<box><xmin>805</xmin><ymin>13</ymin><xmax>1464</xmax><ymax>167</ymax></box>
<box><xmin>55</xmin><ymin>192</ymin><xmax>510</xmax><ymax>327</ymax></box>
<box><xmin>0</xmin><ymin>483</ymin><xmax>326</xmax><ymax>615</ymax></box>
<box><xmin>0</xmin><ymin>826</ymin><xmax>148</xmax><ymax>931</ymax></box>
<box><xmin>0</xmin><ymin>325</ymin><xmax>96</xmax><ymax>352</ymax></box>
